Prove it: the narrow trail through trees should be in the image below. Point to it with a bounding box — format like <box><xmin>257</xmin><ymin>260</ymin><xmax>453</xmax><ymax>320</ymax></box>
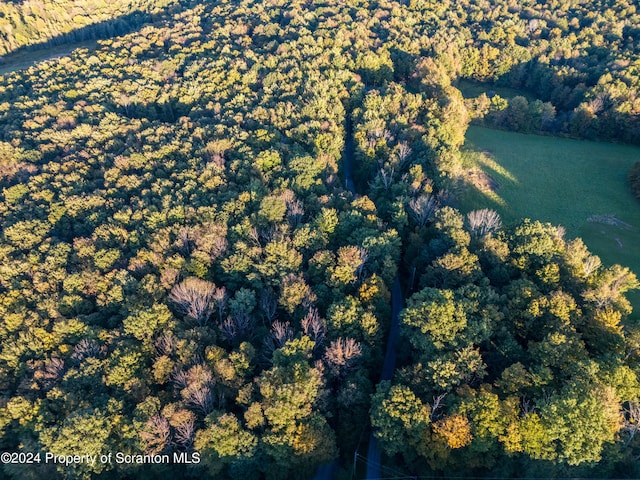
<box><xmin>343</xmin><ymin>115</ymin><xmax>356</xmax><ymax>195</ymax></box>
<box><xmin>314</xmin><ymin>104</ymin><xmax>404</xmax><ymax>480</ymax></box>
<box><xmin>365</xmin><ymin>277</ymin><xmax>402</xmax><ymax>480</ymax></box>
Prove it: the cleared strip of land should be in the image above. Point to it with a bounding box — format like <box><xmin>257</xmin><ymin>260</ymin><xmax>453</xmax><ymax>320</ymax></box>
<box><xmin>0</xmin><ymin>40</ymin><xmax>98</xmax><ymax>76</ymax></box>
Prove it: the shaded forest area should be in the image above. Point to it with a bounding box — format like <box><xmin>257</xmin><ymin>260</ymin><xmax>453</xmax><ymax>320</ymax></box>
<box><xmin>0</xmin><ymin>0</ymin><xmax>639</xmax><ymax>479</ymax></box>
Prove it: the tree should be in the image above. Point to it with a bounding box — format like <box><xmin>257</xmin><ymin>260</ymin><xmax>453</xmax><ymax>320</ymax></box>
<box><xmin>401</xmin><ymin>288</ymin><xmax>468</xmax><ymax>352</ymax></box>
<box><xmin>534</xmin><ymin>386</ymin><xmax>622</xmax><ymax>465</ymax></box>
<box><xmin>370</xmin><ymin>382</ymin><xmax>431</xmax><ymax>457</ymax></box>
<box><xmin>327</xmin><ymin>296</ymin><xmax>381</xmax><ymax>346</ymax></box>
<box><xmin>169</xmin><ymin>277</ymin><xmax>217</xmax><ymax>325</ymax></box>
<box><xmin>220</xmin><ymin>288</ymin><xmax>256</xmax><ymax>342</ymax></box>
<box><xmin>39</xmin><ymin>408</ymin><xmax>114</xmax><ymax>479</ymax></box>
<box><xmin>140</xmin><ymin>414</ymin><xmax>171</xmax><ymax>455</ymax></box>
<box><xmin>330</xmin><ymin>246</ymin><xmax>368</xmax><ymax>287</ymax></box>
<box><xmin>323</xmin><ymin>337</ymin><xmax>362</xmax><ymax>378</ymax></box>
<box><xmin>500</xmin><ymin>96</ymin><xmax>529</xmax><ymax>131</ymax></box>
<box><xmin>123</xmin><ymin>304</ymin><xmax>174</xmax><ymax>343</ymax></box>
<box><xmin>432</xmin><ymin>414</ymin><xmax>473</xmax><ymax>449</ymax></box>
<box><xmin>409</xmin><ymin>194</ymin><xmax>438</xmax><ymax>227</ymax></box>
<box><xmin>195</xmin><ymin>413</ymin><xmax>257</xmax><ymax>476</ymax></box>
<box><xmin>466</xmin><ymin>209</ymin><xmax>502</xmax><ymax>239</ymax></box>
<box><xmin>254</xmin><ymin>337</ymin><xmax>337</xmax><ymax>476</ymax></box>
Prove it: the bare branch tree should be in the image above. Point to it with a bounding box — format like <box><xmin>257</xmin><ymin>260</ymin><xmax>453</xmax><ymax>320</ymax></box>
<box><xmin>44</xmin><ymin>357</ymin><xmax>65</xmax><ymax>381</ymax></box>
<box><xmin>356</xmin><ymin>247</ymin><xmax>369</xmax><ymax>280</ymax></box>
<box><xmin>204</xmin><ymin>139</ymin><xmax>231</xmax><ymax>167</ymax></box>
<box><xmin>287</xmin><ymin>198</ymin><xmax>305</xmax><ymax>226</ymax></box>
<box><xmin>409</xmin><ymin>194</ymin><xmax>438</xmax><ymax>227</ymax></box>
<box><xmin>526</xmin><ymin>18</ymin><xmax>539</xmax><ymax>35</ymax></box>
<box><xmin>282</xmin><ymin>190</ymin><xmax>305</xmax><ymax>226</ymax></box>
<box><xmin>271</xmin><ymin>320</ymin><xmax>294</xmax><ymax>348</ymax></box>
<box><xmin>220</xmin><ymin>312</ymin><xmax>254</xmax><ymax>342</ymax></box>
<box><xmin>213</xmin><ymin>286</ymin><xmax>228</xmax><ymax>323</ymax></box>
<box><xmin>140</xmin><ymin>415</ymin><xmax>171</xmax><ymax>455</ymax></box>
<box><xmin>430</xmin><ymin>393</ymin><xmax>447</xmax><ymax>421</ymax></box>
<box><xmin>324</xmin><ymin>338</ymin><xmax>362</xmax><ymax>376</ymax></box>
<box><xmin>436</xmin><ymin>188</ymin><xmax>452</xmax><ymax>206</ymax></box>
<box><xmin>169</xmin><ymin>277</ymin><xmax>216</xmax><ymax>325</ymax></box>
<box><xmin>521</xmin><ymin>396</ymin><xmax>537</xmax><ymax>417</ymax></box>
<box><xmin>583</xmin><ymin>255</ymin><xmax>601</xmax><ymax>278</ymax></box>
<box><xmin>210</xmin><ymin>236</ymin><xmax>228</xmax><ymax>260</ymax></box>
<box><xmin>396</xmin><ymin>142</ymin><xmax>412</xmax><ymax>170</ymax></box>
<box><xmin>71</xmin><ymin>339</ymin><xmax>105</xmax><ymax>363</ymax></box>
<box><xmin>220</xmin><ymin>317</ymin><xmax>238</xmax><ymax>342</ymax></box>
<box><xmin>154</xmin><ymin>332</ymin><xmax>176</xmax><ymax>357</ymax></box>
<box><xmin>584</xmin><ymin>265</ymin><xmax>639</xmax><ymax>309</ymax></box>
<box><xmin>302</xmin><ymin>307</ymin><xmax>326</xmax><ymax>348</ymax></box>
<box><xmin>588</xmin><ymin>91</ymin><xmax>611</xmax><ymax>114</ymax></box>
<box><xmin>174</xmin><ymin>416</ymin><xmax>195</xmax><ymax>449</ymax></box>
<box><xmin>281</xmin><ymin>189</ymin><xmax>295</xmax><ymax>205</ymax></box>
<box><xmin>172</xmin><ymin>369</ymin><xmax>190</xmax><ymax>392</ymax></box>
<box><xmin>466</xmin><ymin>208</ymin><xmax>502</xmax><ymax>239</ymax></box>
<box><xmin>248</xmin><ymin>226</ymin><xmax>261</xmax><ymax>247</ymax></box>
<box><xmin>259</xmin><ymin>226</ymin><xmax>277</xmax><ymax>244</ymax></box>
<box><xmin>259</xmin><ymin>288</ymin><xmax>277</xmax><ymax>325</ymax></box>
<box><xmin>115</xmin><ymin>92</ymin><xmax>132</xmax><ymax>116</ymax></box>
<box><xmin>173</xmin><ymin>222</ymin><xmax>227</xmax><ymax>263</ymax></box>
<box><xmin>173</xmin><ymin>364</ymin><xmax>216</xmax><ymax>416</ymax></box>
<box><xmin>263</xmin><ymin>320</ymin><xmax>295</xmax><ymax>359</ymax></box>
<box><xmin>35</xmin><ymin>357</ymin><xmax>65</xmax><ymax>389</ymax></box>
<box><xmin>377</xmin><ymin>167</ymin><xmax>394</xmax><ymax>191</ymax></box>
<box><xmin>623</xmin><ymin>401</ymin><xmax>640</xmax><ymax>445</ymax></box>
<box><xmin>176</xmin><ymin>226</ymin><xmax>196</xmax><ymax>256</ymax></box>
<box><xmin>187</xmin><ymin>386</ymin><xmax>214</xmax><ymax>415</ymax></box>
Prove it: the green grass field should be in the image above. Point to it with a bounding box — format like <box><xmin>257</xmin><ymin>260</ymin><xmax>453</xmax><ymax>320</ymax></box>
<box><xmin>0</xmin><ymin>40</ymin><xmax>97</xmax><ymax>76</ymax></box>
<box><xmin>459</xmin><ymin>125</ymin><xmax>640</xmax><ymax>318</ymax></box>
<box><xmin>455</xmin><ymin>79</ymin><xmax>536</xmax><ymax>101</ymax></box>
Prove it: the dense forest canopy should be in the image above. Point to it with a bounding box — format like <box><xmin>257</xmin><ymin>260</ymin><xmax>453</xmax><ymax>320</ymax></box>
<box><xmin>0</xmin><ymin>0</ymin><xmax>639</xmax><ymax>479</ymax></box>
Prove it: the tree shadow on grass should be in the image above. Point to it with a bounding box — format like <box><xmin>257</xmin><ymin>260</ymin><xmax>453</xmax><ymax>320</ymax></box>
<box><xmin>0</xmin><ymin>1</ymin><xmax>198</xmax><ymax>75</ymax></box>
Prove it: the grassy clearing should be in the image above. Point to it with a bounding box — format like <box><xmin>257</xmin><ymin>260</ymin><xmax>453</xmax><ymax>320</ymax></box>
<box><xmin>459</xmin><ymin>125</ymin><xmax>640</xmax><ymax>317</ymax></box>
<box><xmin>0</xmin><ymin>40</ymin><xmax>97</xmax><ymax>76</ymax></box>
<box><xmin>455</xmin><ymin>79</ymin><xmax>536</xmax><ymax>101</ymax></box>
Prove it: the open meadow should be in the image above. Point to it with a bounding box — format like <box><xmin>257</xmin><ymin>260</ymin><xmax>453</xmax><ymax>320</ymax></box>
<box><xmin>459</xmin><ymin>125</ymin><xmax>640</xmax><ymax>317</ymax></box>
<box><xmin>0</xmin><ymin>40</ymin><xmax>98</xmax><ymax>76</ymax></box>
<box><xmin>456</xmin><ymin>78</ymin><xmax>536</xmax><ymax>101</ymax></box>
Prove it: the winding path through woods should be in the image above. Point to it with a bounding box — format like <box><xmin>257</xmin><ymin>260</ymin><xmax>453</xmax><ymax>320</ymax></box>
<box><xmin>343</xmin><ymin>121</ymin><xmax>356</xmax><ymax>195</ymax></box>
<box><xmin>313</xmin><ymin>113</ymin><xmax>404</xmax><ymax>480</ymax></box>
<box><xmin>365</xmin><ymin>277</ymin><xmax>402</xmax><ymax>480</ymax></box>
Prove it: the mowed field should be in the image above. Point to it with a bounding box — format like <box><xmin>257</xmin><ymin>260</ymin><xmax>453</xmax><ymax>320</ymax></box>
<box><xmin>0</xmin><ymin>40</ymin><xmax>98</xmax><ymax>76</ymax></box>
<box><xmin>456</xmin><ymin>79</ymin><xmax>536</xmax><ymax>101</ymax></box>
<box><xmin>459</xmin><ymin>125</ymin><xmax>640</xmax><ymax>318</ymax></box>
